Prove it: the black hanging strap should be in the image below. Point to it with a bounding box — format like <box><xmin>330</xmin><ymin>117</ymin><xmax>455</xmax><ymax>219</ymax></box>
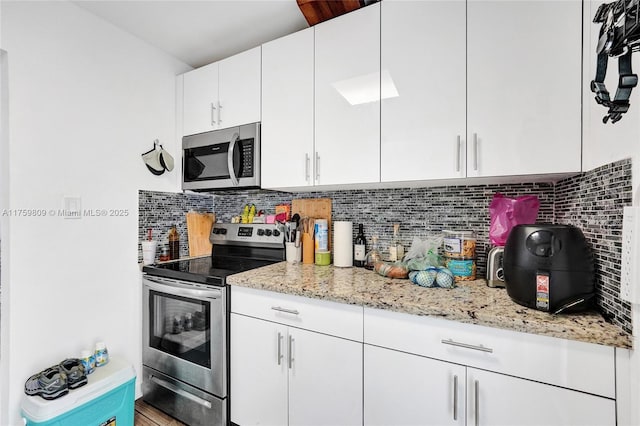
<box><xmin>591</xmin><ymin>50</ymin><xmax>639</xmax><ymax>123</ymax></box>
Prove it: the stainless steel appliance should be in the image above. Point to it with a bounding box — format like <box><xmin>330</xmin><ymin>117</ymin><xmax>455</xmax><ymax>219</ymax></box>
<box><xmin>182</xmin><ymin>122</ymin><xmax>260</xmax><ymax>191</ymax></box>
<box><xmin>141</xmin><ymin>223</ymin><xmax>285</xmax><ymax>426</ymax></box>
<box><xmin>486</xmin><ymin>247</ymin><xmax>505</xmax><ymax>288</ymax></box>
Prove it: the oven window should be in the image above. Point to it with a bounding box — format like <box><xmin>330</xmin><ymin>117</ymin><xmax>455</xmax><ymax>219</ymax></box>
<box><xmin>148</xmin><ymin>290</ymin><xmax>211</xmax><ymax>368</ymax></box>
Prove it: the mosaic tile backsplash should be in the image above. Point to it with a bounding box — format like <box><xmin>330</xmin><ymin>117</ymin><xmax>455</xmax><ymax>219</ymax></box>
<box><xmin>139</xmin><ymin>158</ymin><xmax>633</xmax><ymax>333</ymax></box>
<box><xmin>555</xmin><ymin>159</ymin><xmax>633</xmax><ymax>333</ymax></box>
<box><xmin>213</xmin><ymin>183</ymin><xmax>556</xmax><ymax>278</ymax></box>
<box><xmin>138</xmin><ymin>190</ymin><xmax>213</xmax><ymax>262</ymax></box>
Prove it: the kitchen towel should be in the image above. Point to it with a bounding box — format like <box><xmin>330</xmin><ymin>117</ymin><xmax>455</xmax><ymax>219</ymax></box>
<box><xmin>333</xmin><ymin>221</ymin><xmax>353</xmax><ymax>267</ymax></box>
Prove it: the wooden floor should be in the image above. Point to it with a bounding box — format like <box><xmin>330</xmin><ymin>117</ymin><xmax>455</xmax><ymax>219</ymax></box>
<box><xmin>135</xmin><ymin>398</ymin><xmax>186</xmax><ymax>426</ymax></box>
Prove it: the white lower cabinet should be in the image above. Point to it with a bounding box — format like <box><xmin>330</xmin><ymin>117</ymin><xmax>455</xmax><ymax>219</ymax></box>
<box><xmin>231</xmin><ymin>313</ymin><xmax>287</xmax><ymax>426</ymax></box>
<box><xmin>230</xmin><ymin>287</ymin><xmax>363</xmax><ymax>426</ymax></box>
<box><xmin>363</xmin><ymin>307</ymin><xmax>617</xmax><ymax>426</ymax></box>
<box><xmin>365</xmin><ymin>344</ymin><xmax>616</xmax><ymax>426</ymax></box>
<box><xmin>467</xmin><ymin>368</ymin><xmax>615</xmax><ymax>426</ymax></box>
<box><xmin>365</xmin><ymin>344</ymin><xmax>466</xmax><ymax>426</ymax></box>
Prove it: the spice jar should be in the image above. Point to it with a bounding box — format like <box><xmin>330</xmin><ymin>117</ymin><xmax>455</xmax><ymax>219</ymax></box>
<box><xmin>159</xmin><ymin>246</ymin><xmax>170</xmax><ymax>262</ymax></box>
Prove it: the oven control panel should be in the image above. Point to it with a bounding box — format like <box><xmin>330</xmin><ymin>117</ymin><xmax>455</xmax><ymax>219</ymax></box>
<box><xmin>210</xmin><ymin>223</ymin><xmax>285</xmax><ymax>247</ymax></box>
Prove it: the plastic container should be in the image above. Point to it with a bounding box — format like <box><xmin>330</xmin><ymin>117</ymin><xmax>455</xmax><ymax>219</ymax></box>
<box><xmin>95</xmin><ymin>342</ymin><xmax>109</xmax><ymax>367</ymax></box>
<box><xmin>445</xmin><ymin>257</ymin><xmax>477</xmax><ymax>282</ymax></box>
<box><xmin>443</xmin><ymin>230</ymin><xmax>476</xmax><ymax>258</ymax></box>
<box><xmin>314</xmin><ymin>219</ymin><xmax>329</xmax><ymax>252</ymax></box>
<box><xmin>315</xmin><ymin>250</ymin><xmax>331</xmax><ymax>266</ymax></box>
<box><xmin>79</xmin><ymin>350</ymin><xmax>95</xmax><ymax>375</ymax></box>
<box><xmin>21</xmin><ymin>356</ymin><xmax>135</xmax><ymax>426</ymax></box>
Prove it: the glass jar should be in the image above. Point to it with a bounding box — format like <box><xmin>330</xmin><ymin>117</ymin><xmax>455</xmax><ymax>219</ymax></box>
<box><xmin>365</xmin><ymin>236</ymin><xmax>382</xmax><ymax>270</ymax></box>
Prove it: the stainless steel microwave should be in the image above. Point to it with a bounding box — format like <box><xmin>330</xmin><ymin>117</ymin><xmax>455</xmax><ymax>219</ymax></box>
<box><xmin>182</xmin><ymin>122</ymin><xmax>260</xmax><ymax>191</ymax></box>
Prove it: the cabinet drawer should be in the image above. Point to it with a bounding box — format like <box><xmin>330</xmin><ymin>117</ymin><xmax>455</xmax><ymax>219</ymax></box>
<box><xmin>231</xmin><ymin>286</ymin><xmax>363</xmax><ymax>341</ymax></box>
<box><xmin>364</xmin><ymin>307</ymin><xmax>615</xmax><ymax>398</ymax></box>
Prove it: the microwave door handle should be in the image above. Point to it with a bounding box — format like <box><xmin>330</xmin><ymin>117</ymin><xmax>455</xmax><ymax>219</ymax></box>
<box><xmin>227</xmin><ymin>132</ymin><xmax>240</xmax><ymax>187</ymax></box>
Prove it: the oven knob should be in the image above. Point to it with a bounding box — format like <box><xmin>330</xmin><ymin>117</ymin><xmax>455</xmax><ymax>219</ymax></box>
<box><xmin>264</xmin><ymin>229</ymin><xmax>273</xmax><ymax>236</ymax></box>
<box><xmin>273</xmin><ymin>229</ymin><xmax>280</xmax><ymax>237</ymax></box>
<box><xmin>257</xmin><ymin>229</ymin><xmax>265</xmax><ymax>236</ymax></box>
<box><xmin>212</xmin><ymin>228</ymin><xmax>219</xmax><ymax>234</ymax></box>
<box><xmin>218</xmin><ymin>228</ymin><xmax>227</xmax><ymax>235</ymax></box>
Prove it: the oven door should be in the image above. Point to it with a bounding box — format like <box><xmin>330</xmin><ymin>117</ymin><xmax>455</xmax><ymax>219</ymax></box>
<box><xmin>143</xmin><ymin>276</ymin><xmax>226</xmax><ymax>397</ymax></box>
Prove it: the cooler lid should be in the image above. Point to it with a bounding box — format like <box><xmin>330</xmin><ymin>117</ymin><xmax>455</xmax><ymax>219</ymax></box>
<box><xmin>20</xmin><ymin>356</ymin><xmax>136</xmax><ymax>422</ymax></box>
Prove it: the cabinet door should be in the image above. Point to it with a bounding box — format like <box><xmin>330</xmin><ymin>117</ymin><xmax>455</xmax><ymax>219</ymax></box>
<box><xmin>289</xmin><ymin>328</ymin><xmax>363</xmax><ymax>426</ymax></box>
<box><xmin>183</xmin><ymin>62</ymin><xmax>218</xmax><ymax>136</ymax></box>
<box><xmin>314</xmin><ymin>3</ymin><xmax>380</xmax><ymax>185</ymax></box>
<box><xmin>467</xmin><ymin>0</ymin><xmax>582</xmax><ymax>177</ymax></box>
<box><xmin>381</xmin><ymin>0</ymin><xmax>466</xmax><ymax>182</ymax></box>
<box><xmin>467</xmin><ymin>368</ymin><xmax>616</xmax><ymax>426</ymax></box>
<box><xmin>230</xmin><ymin>313</ymin><xmax>288</xmax><ymax>426</ymax></box>
<box><xmin>218</xmin><ymin>46</ymin><xmax>261</xmax><ymax>130</ymax></box>
<box><xmin>364</xmin><ymin>344</ymin><xmax>465</xmax><ymax>426</ymax></box>
<box><xmin>261</xmin><ymin>29</ymin><xmax>315</xmax><ymax>189</ymax></box>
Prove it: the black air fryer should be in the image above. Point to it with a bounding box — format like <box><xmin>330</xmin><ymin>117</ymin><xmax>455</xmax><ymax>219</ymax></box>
<box><xmin>503</xmin><ymin>224</ymin><xmax>595</xmax><ymax>314</ymax></box>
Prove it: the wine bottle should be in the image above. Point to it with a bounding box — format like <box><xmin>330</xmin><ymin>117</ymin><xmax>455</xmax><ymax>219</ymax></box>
<box><xmin>354</xmin><ymin>224</ymin><xmax>367</xmax><ymax>267</ymax></box>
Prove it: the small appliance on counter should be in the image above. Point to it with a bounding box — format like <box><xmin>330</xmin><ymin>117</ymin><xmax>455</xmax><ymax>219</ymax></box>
<box><xmin>503</xmin><ymin>224</ymin><xmax>595</xmax><ymax>314</ymax></box>
<box><xmin>486</xmin><ymin>247</ymin><xmax>505</xmax><ymax>288</ymax></box>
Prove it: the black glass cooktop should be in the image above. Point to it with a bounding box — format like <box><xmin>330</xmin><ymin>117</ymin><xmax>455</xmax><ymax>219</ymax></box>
<box><xmin>142</xmin><ymin>255</ymin><xmax>280</xmax><ymax>287</ymax></box>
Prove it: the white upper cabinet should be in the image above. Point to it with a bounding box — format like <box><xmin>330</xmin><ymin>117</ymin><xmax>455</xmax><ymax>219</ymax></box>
<box><xmin>381</xmin><ymin>0</ymin><xmax>466</xmax><ymax>182</ymax></box>
<box><xmin>183</xmin><ymin>62</ymin><xmax>219</xmax><ymax>137</ymax></box>
<box><xmin>261</xmin><ymin>28</ymin><xmax>315</xmax><ymax>189</ymax></box>
<box><xmin>467</xmin><ymin>0</ymin><xmax>582</xmax><ymax>177</ymax></box>
<box><xmin>182</xmin><ymin>47</ymin><xmax>261</xmax><ymax>136</ymax></box>
<box><xmin>314</xmin><ymin>3</ymin><xmax>381</xmax><ymax>186</ymax></box>
<box><xmin>218</xmin><ymin>47</ymin><xmax>261</xmax><ymax>130</ymax></box>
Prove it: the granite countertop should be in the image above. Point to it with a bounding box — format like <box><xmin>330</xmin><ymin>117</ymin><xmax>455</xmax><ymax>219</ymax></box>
<box><xmin>227</xmin><ymin>262</ymin><xmax>632</xmax><ymax>349</ymax></box>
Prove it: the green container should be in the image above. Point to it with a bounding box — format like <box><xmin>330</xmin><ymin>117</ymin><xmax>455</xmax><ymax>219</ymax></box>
<box><xmin>315</xmin><ymin>251</ymin><xmax>331</xmax><ymax>266</ymax></box>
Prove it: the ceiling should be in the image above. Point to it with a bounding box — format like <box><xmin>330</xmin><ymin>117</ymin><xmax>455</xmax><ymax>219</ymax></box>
<box><xmin>73</xmin><ymin>0</ymin><xmax>310</xmax><ymax>68</ymax></box>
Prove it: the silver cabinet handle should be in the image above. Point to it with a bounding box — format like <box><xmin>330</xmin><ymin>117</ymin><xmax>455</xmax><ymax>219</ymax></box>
<box><xmin>210</xmin><ymin>103</ymin><xmax>217</xmax><ymax>126</ymax></box>
<box><xmin>150</xmin><ymin>375</ymin><xmax>212</xmax><ymax>409</ymax></box>
<box><xmin>441</xmin><ymin>339</ymin><xmax>493</xmax><ymax>353</ymax></box>
<box><xmin>288</xmin><ymin>334</ymin><xmax>294</xmax><ymax>369</ymax></box>
<box><xmin>475</xmin><ymin>379</ymin><xmax>480</xmax><ymax>426</ymax></box>
<box><xmin>456</xmin><ymin>135</ymin><xmax>461</xmax><ymax>172</ymax></box>
<box><xmin>271</xmin><ymin>306</ymin><xmax>299</xmax><ymax>315</ymax></box>
<box><xmin>315</xmin><ymin>152</ymin><xmax>320</xmax><ymax>182</ymax></box>
<box><xmin>217</xmin><ymin>101</ymin><xmax>223</xmax><ymax>124</ymax></box>
<box><xmin>277</xmin><ymin>332</ymin><xmax>283</xmax><ymax>366</ymax></box>
<box><xmin>453</xmin><ymin>374</ymin><xmax>458</xmax><ymax>421</ymax></box>
<box><xmin>473</xmin><ymin>133</ymin><xmax>478</xmax><ymax>171</ymax></box>
<box><xmin>305</xmin><ymin>153</ymin><xmax>310</xmax><ymax>182</ymax></box>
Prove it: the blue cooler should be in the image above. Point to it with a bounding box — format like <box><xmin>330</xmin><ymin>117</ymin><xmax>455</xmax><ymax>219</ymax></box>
<box><xmin>21</xmin><ymin>356</ymin><xmax>136</xmax><ymax>426</ymax></box>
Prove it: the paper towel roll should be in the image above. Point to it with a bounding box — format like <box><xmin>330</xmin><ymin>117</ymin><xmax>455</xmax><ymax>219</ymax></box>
<box><xmin>333</xmin><ymin>221</ymin><xmax>353</xmax><ymax>267</ymax></box>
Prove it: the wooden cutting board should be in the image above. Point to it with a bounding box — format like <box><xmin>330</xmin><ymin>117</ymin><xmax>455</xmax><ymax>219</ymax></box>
<box><xmin>186</xmin><ymin>212</ymin><xmax>215</xmax><ymax>257</ymax></box>
<box><xmin>292</xmin><ymin>198</ymin><xmax>332</xmax><ymax>248</ymax></box>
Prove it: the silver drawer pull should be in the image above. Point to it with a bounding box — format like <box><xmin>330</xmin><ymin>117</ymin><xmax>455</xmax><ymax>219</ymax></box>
<box><xmin>150</xmin><ymin>375</ymin><xmax>212</xmax><ymax>409</ymax></box>
<box><xmin>441</xmin><ymin>338</ymin><xmax>493</xmax><ymax>353</ymax></box>
<box><xmin>271</xmin><ymin>306</ymin><xmax>299</xmax><ymax>315</ymax></box>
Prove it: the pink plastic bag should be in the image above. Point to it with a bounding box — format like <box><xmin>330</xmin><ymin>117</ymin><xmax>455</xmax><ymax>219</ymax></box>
<box><xmin>489</xmin><ymin>193</ymin><xmax>540</xmax><ymax>246</ymax></box>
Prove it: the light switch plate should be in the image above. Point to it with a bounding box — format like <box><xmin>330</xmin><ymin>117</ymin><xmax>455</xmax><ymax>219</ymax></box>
<box><xmin>620</xmin><ymin>206</ymin><xmax>640</xmax><ymax>303</ymax></box>
<box><xmin>63</xmin><ymin>196</ymin><xmax>82</xmax><ymax>219</ymax></box>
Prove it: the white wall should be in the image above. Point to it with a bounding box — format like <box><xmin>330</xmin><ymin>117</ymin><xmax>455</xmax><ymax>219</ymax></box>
<box><xmin>583</xmin><ymin>2</ymin><xmax>640</xmax><ymax>425</ymax></box>
<box><xmin>0</xmin><ymin>2</ymin><xmax>190</xmax><ymax>424</ymax></box>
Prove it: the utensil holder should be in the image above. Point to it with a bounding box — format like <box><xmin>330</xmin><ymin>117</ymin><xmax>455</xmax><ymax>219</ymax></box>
<box><xmin>302</xmin><ymin>233</ymin><xmax>314</xmax><ymax>264</ymax></box>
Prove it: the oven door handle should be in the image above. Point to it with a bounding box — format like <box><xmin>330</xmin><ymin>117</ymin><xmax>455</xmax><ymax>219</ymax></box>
<box><xmin>149</xmin><ymin>375</ymin><xmax>213</xmax><ymax>409</ymax></box>
<box><xmin>144</xmin><ymin>277</ymin><xmax>222</xmax><ymax>300</ymax></box>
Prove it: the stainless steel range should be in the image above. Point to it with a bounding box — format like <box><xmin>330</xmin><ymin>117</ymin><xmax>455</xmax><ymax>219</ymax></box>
<box><xmin>141</xmin><ymin>223</ymin><xmax>285</xmax><ymax>426</ymax></box>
